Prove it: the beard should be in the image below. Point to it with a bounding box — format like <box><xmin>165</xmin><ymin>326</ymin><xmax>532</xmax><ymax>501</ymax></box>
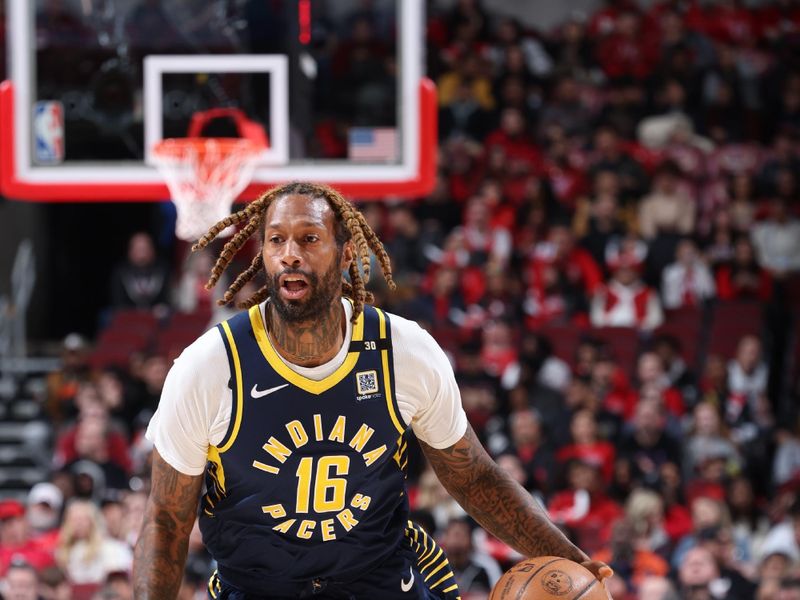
<box><xmin>266</xmin><ymin>256</ymin><xmax>342</xmax><ymax>323</ymax></box>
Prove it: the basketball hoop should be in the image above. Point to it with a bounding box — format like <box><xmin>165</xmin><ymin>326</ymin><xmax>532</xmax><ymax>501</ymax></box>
<box><xmin>151</xmin><ymin>108</ymin><xmax>269</xmax><ymax>241</ymax></box>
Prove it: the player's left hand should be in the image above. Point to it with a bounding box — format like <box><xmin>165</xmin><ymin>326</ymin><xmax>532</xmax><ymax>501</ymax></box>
<box><xmin>580</xmin><ymin>560</ymin><xmax>613</xmax><ymax>581</ymax></box>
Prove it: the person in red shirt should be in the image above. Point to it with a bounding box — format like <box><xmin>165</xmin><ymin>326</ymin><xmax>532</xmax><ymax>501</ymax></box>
<box><xmin>556</xmin><ymin>409</ymin><xmax>616</xmax><ymax>483</ymax></box>
<box><xmin>548</xmin><ymin>457</ymin><xmax>624</xmax><ymax>555</ymax></box>
<box><xmin>595</xmin><ymin>9</ymin><xmax>661</xmax><ymax>81</ymax></box>
<box><xmin>715</xmin><ymin>235</ymin><xmax>773</xmax><ymax>301</ymax></box>
<box><xmin>484</xmin><ymin>107</ymin><xmax>542</xmax><ymax>173</ymax></box>
<box><xmin>525</xmin><ymin>225</ymin><xmax>603</xmax><ymax>327</ymax></box>
<box><xmin>0</xmin><ymin>501</ymin><xmax>55</xmax><ymax>576</ymax></box>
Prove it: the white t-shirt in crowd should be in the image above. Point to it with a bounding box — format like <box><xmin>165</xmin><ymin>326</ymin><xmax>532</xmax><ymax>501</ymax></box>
<box><xmin>146</xmin><ymin>299</ymin><xmax>468</xmax><ymax>476</ymax></box>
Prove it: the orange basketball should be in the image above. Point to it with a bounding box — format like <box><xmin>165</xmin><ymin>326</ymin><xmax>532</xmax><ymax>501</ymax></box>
<box><xmin>489</xmin><ymin>556</ymin><xmax>610</xmax><ymax>600</ymax></box>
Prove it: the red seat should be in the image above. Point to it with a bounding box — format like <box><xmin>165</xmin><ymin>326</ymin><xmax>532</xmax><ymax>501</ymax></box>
<box><xmin>169</xmin><ymin>311</ymin><xmax>212</xmax><ymax>335</ymax></box>
<box><xmin>108</xmin><ymin>309</ymin><xmax>158</xmax><ymax>331</ymax></box>
<box><xmin>654</xmin><ymin>323</ymin><xmax>701</xmax><ymax>368</ymax></box>
<box><xmin>707</xmin><ymin>301</ymin><xmax>762</xmax><ymax>359</ymax></box>
<box><xmin>539</xmin><ymin>325</ymin><xmax>582</xmax><ymax>365</ymax></box>
<box><xmin>96</xmin><ymin>327</ymin><xmax>152</xmax><ymax>350</ymax></box>
<box><xmin>590</xmin><ymin>327</ymin><xmax>640</xmax><ymax>376</ymax></box>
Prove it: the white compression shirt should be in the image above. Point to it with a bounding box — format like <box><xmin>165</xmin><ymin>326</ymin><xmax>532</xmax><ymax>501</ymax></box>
<box><xmin>146</xmin><ymin>299</ymin><xmax>468</xmax><ymax>476</ymax></box>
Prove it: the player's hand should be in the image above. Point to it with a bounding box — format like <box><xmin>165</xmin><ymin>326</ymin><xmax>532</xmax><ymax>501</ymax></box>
<box><xmin>580</xmin><ymin>560</ymin><xmax>613</xmax><ymax>581</ymax></box>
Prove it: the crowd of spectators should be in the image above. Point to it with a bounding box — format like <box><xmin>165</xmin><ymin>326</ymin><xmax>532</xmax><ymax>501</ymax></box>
<box><xmin>2</xmin><ymin>1</ymin><xmax>800</xmax><ymax>600</ymax></box>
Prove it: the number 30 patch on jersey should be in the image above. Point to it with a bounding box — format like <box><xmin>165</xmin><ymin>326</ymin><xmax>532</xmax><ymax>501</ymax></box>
<box><xmin>356</xmin><ymin>370</ymin><xmax>379</xmax><ymax>398</ymax></box>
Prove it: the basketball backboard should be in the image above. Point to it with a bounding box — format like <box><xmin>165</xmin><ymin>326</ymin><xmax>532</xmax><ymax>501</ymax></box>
<box><xmin>1</xmin><ymin>0</ymin><xmax>435</xmax><ymax>201</ymax></box>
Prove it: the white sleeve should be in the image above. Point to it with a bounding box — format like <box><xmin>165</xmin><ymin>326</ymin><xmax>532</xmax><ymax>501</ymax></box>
<box><xmin>145</xmin><ymin>327</ymin><xmax>232</xmax><ymax>476</ymax></box>
<box><xmin>390</xmin><ymin>314</ymin><xmax>468</xmax><ymax>449</ymax></box>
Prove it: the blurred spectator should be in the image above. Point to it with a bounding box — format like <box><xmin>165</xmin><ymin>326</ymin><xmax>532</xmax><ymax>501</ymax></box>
<box><xmin>725</xmin><ymin>174</ymin><xmax>757</xmax><ymax>234</ymax></box>
<box><xmin>673</xmin><ymin>496</ymin><xmax>749</xmax><ymax>568</ymax></box>
<box><xmin>54</xmin><ymin>404</ymin><xmax>131</xmax><ymax>492</ymax></box>
<box><xmin>716</xmin><ymin>236</ymin><xmax>773</xmax><ymax>301</ymax></box>
<box><xmin>539</xmin><ymin>75</ymin><xmax>593</xmax><ymax>140</ymax></box>
<box><xmin>637</xmin><ymin>575</ymin><xmax>680</xmax><ymax>600</ymax></box>
<box><xmin>459</xmin><ymin>196</ymin><xmax>513</xmax><ymax>269</ymax></box>
<box><xmin>773</xmin><ymin>427</ymin><xmax>800</xmax><ymax>489</ymax></box>
<box><xmin>127</xmin><ymin>354</ymin><xmax>169</xmax><ymax>425</ymax></box>
<box><xmin>414</xmin><ymin>469</ymin><xmax>465</xmax><ymax>532</ymax></box>
<box><xmin>683</xmin><ymin>402</ymin><xmax>743</xmax><ymax>486</ymax></box>
<box><xmin>173</xmin><ymin>249</ymin><xmax>222</xmax><ymax>314</ymax></box>
<box><xmin>617</xmin><ymin>398</ymin><xmax>682</xmax><ymax>488</ymax></box>
<box><xmin>727</xmin><ymin>335</ymin><xmax>769</xmax><ymax>417</ymax></box>
<box><xmin>638</xmin><ymin>160</ymin><xmax>696</xmax><ymax>241</ymax></box>
<box><xmin>626</xmin><ymin>487</ymin><xmax>671</xmax><ymax>555</ymax></box>
<box><xmin>760</xmin><ymin>498</ymin><xmax>800</xmax><ymax>567</ymax></box>
<box><xmin>26</xmin><ymin>483</ymin><xmax>63</xmax><ymax>542</ymax></box>
<box><xmin>600</xmin><ymin>78</ymin><xmax>650</xmax><ymax>141</ymax></box>
<box><xmin>635</xmin><ymin>352</ymin><xmax>686</xmax><ymax>419</ymax></box>
<box><xmin>2</xmin><ymin>560</ymin><xmax>39</xmax><ymax>600</ymax></box>
<box><xmin>590</xmin><ymin>240</ymin><xmax>664</xmax><ymax>330</ymax></box>
<box><xmin>751</xmin><ymin>199</ymin><xmax>800</xmax><ymax>276</ymax></box>
<box><xmin>702</xmin><ymin>208</ymin><xmax>738</xmax><ymax>269</ymax></box>
<box><xmin>46</xmin><ymin>334</ymin><xmax>90</xmax><ymax>425</ymax></box>
<box><xmin>547</xmin><ymin>13</ymin><xmax>596</xmax><ymax>77</ymax></box>
<box><xmin>101</xmin><ymin>572</ymin><xmax>133</xmax><ymax>600</ymax></box>
<box><xmin>759</xmin><ymin>132</ymin><xmax>800</xmax><ymax>196</ymax></box>
<box><xmin>556</xmin><ymin>409</ymin><xmax>616</xmax><ymax>483</ymax></box>
<box><xmin>0</xmin><ymin>500</ymin><xmax>55</xmax><ymax>575</ymax></box>
<box><xmin>677</xmin><ymin>545</ymin><xmax>754</xmax><ymax>600</ymax></box>
<box><xmin>487</xmin><ymin>17</ymin><xmax>552</xmax><ymax>80</ymax></box>
<box><xmin>441</xmin><ymin>517</ymin><xmax>500</xmax><ymax>596</ymax></box>
<box><xmin>589</xmin><ymin>125</ymin><xmax>649</xmax><ymax>201</ymax></box>
<box><xmin>438</xmin><ymin>54</ymin><xmax>495</xmax><ymax>112</ymax></box>
<box><xmin>38</xmin><ymin>565</ymin><xmax>71</xmax><ymax>600</ymax></box>
<box><xmin>652</xmin><ymin>334</ymin><xmax>697</xmax><ymax>406</ymax></box>
<box><xmin>109</xmin><ymin>233</ymin><xmax>169</xmax><ymax>311</ymax></box>
<box><xmin>548</xmin><ymin>457</ymin><xmax>624</xmax><ymax>555</ymax></box>
<box><xmin>508</xmin><ymin>409</ymin><xmax>557</xmax><ymax>494</ymax></box>
<box><xmin>726</xmin><ymin>476</ymin><xmax>770</xmax><ymax>562</ymax></box>
<box><xmin>439</xmin><ymin>79</ymin><xmax>496</xmax><ymax>143</ymax></box>
<box><xmin>575</xmin><ymin>170</ymin><xmax>628</xmax><ymax>269</ymax></box>
<box><xmin>525</xmin><ymin>224</ymin><xmax>603</xmax><ymax>327</ymax></box>
<box><xmin>592</xmin><ymin>517</ymin><xmax>669</xmax><ymax>590</ymax></box>
<box><xmin>484</xmin><ymin>108</ymin><xmax>541</xmax><ymax>174</ymax></box>
<box><xmin>595</xmin><ymin>9</ymin><xmax>660</xmax><ymax>81</ymax></box>
<box><xmin>661</xmin><ymin>238</ymin><xmax>716</xmax><ymax>309</ymax></box>
<box><xmin>55</xmin><ymin>500</ymin><xmax>132</xmax><ymax>586</ymax></box>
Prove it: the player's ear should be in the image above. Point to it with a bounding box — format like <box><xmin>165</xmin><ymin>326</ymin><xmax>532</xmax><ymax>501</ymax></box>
<box><xmin>340</xmin><ymin>240</ymin><xmax>354</xmax><ymax>270</ymax></box>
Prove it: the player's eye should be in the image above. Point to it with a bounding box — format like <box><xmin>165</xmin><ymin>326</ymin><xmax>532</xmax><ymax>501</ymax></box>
<box><xmin>305</xmin><ymin>234</ymin><xmax>319</xmax><ymax>243</ymax></box>
<box><xmin>269</xmin><ymin>235</ymin><xmax>283</xmax><ymax>244</ymax></box>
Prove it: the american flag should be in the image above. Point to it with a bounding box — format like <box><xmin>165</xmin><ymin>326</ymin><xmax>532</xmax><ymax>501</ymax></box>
<box><xmin>348</xmin><ymin>128</ymin><xmax>398</xmax><ymax>162</ymax></box>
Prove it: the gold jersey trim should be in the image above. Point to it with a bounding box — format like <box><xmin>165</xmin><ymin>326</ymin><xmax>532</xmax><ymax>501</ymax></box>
<box><xmin>248</xmin><ymin>304</ymin><xmax>365</xmax><ymax>395</ymax></box>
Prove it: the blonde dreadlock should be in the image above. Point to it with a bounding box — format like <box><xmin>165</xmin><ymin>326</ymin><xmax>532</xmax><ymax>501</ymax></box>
<box><xmin>193</xmin><ymin>182</ymin><xmax>396</xmax><ymax>322</ymax></box>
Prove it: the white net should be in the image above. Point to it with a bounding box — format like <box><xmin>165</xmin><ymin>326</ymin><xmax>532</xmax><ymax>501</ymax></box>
<box><xmin>152</xmin><ymin>138</ymin><xmax>262</xmax><ymax>241</ymax></box>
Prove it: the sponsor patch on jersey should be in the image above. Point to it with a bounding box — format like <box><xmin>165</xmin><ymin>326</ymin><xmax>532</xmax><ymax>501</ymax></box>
<box><xmin>355</xmin><ymin>370</ymin><xmax>380</xmax><ymax>400</ymax></box>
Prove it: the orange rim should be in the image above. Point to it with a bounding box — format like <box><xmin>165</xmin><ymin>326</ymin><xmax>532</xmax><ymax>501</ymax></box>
<box><xmin>152</xmin><ymin>137</ymin><xmax>263</xmax><ymax>161</ymax></box>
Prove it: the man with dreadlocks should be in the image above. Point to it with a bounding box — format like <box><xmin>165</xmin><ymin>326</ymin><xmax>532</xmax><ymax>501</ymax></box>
<box><xmin>134</xmin><ymin>182</ymin><xmax>611</xmax><ymax>599</ymax></box>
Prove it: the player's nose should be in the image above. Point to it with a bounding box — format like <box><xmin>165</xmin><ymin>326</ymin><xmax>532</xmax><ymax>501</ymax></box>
<box><xmin>280</xmin><ymin>238</ymin><xmax>303</xmax><ymax>268</ymax></box>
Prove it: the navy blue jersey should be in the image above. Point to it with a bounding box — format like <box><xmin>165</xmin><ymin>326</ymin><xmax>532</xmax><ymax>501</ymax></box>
<box><xmin>200</xmin><ymin>303</ymin><xmax>410</xmax><ymax>595</ymax></box>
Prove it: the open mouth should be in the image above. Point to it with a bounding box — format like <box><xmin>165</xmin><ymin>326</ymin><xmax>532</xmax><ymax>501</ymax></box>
<box><xmin>279</xmin><ymin>275</ymin><xmax>310</xmax><ymax>300</ymax></box>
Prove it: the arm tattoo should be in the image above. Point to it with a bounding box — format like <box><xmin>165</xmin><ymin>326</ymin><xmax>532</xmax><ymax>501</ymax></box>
<box><xmin>420</xmin><ymin>425</ymin><xmax>589</xmax><ymax>562</ymax></box>
<box><xmin>133</xmin><ymin>450</ymin><xmax>204</xmax><ymax>600</ymax></box>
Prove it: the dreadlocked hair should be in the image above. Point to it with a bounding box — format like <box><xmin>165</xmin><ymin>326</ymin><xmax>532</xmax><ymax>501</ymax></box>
<box><xmin>193</xmin><ymin>181</ymin><xmax>396</xmax><ymax>322</ymax></box>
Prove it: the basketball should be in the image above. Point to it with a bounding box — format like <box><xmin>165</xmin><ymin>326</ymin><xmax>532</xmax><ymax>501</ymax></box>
<box><xmin>489</xmin><ymin>557</ymin><xmax>610</xmax><ymax>600</ymax></box>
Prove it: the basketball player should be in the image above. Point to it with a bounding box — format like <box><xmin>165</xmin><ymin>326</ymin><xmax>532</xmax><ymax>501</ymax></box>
<box><xmin>133</xmin><ymin>182</ymin><xmax>612</xmax><ymax>599</ymax></box>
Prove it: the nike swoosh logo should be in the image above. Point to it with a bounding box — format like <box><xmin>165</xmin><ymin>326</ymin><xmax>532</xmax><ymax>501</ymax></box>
<box><xmin>400</xmin><ymin>567</ymin><xmax>414</xmax><ymax>593</ymax></box>
<box><xmin>250</xmin><ymin>383</ymin><xmax>289</xmax><ymax>398</ymax></box>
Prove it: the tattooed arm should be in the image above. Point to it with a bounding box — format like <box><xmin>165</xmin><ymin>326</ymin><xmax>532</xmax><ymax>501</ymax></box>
<box><xmin>420</xmin><ymin>424</ymin><xmax>611</xmax><ymax>577</ymax></box>
<box><xmin>133</xmin><ymin>449</ymin><xmax>204</xmax><ymax>600</ymax></box>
